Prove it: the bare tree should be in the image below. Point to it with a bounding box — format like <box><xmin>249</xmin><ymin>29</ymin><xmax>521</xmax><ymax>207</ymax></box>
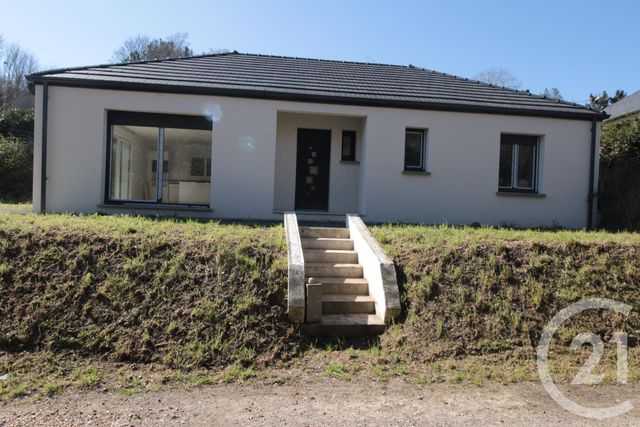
<box><xmin>1</xmin><ymin>42</ymin><xmax>39</xmax><ymax>108</ymax></box>
<box><xmin>474</xmin><ymin>67</ymin><xmax>521</xmax><ymax>89</ymax></box>
<box><xmin>111</xmin><ymin>33</ymin><xmax>194</xmax><ymax>63</ymax></box>
<box><xmin>111</xmin><ymin>35</ymin><xmax>150</xmax><ymax>62</ymax></box>
<box><xmin>542</xmin><ymin>87</ymin><xmax>563</xmax><ymax>101</ymax></box>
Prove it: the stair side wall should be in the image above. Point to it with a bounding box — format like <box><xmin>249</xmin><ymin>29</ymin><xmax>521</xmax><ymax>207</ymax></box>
<box><xmin>285</xmin><ymin>213</ymin><xmax>305</xmax><ymax>322</ymax></box>
<box><xmin>347</xmin><ymin>214</ymin><xmax>401</xmax><ymax>322</ymax></box>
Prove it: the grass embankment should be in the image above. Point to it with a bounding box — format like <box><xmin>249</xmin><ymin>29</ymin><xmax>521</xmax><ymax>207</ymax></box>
<box><xmin>372</xmin><ymin>225</ymin><xmax>640</xmax><ymax>383</ymax></box>
<box><xmin>2</xmin><ymin>213</ymin><xmax>640</xmax><ymax>398</ymax></box>
<box><xmin>0</xmin><ymin>214</ymin><xmax>295</xmax><ymax>398</ymax></box>
<box><xmin>0</xmin><ymin>202</ymin><xmax>31</xmax><ymax>212</ymax></box>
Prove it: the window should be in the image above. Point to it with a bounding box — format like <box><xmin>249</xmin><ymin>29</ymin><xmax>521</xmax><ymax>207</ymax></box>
<box><xmin>341</xmin><ymin>130</ymin><xmax>356</xmax><ymax>161</ymax></box>
<box><xmin>190</xmin><ymin>157</ymin><xmax>211</xmax><ymax>177</ymax></box>
<box><xmin>106</xmin><ymin>111</ymin><xmax>213</xmax><ymax>206</ymax></box>
<box><xmin>498</xmin><ymin>134</ymin><xmax>539</xmax><ymax>192</ymax></box>
<box><xmin>404</xmin><ymin>129</ymin><xmax>426</xmax><ymax>171</ymax></box>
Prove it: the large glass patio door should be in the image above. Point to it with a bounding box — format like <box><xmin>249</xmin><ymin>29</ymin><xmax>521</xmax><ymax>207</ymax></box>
<box><xmin>106</xmin><ymin>111</ymin><xmax>213</xmax><ymax>206</ymax></box>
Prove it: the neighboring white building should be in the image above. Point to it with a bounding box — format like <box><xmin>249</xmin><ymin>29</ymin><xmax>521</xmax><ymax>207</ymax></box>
<box><xmin>27</xmin><ymin>52</ymin><xmax>606</xmax><ymax>228</ymax></box>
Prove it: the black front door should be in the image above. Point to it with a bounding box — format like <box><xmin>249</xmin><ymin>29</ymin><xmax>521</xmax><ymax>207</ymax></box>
<box><xmin>295</xmin><ymin>129</ymin><xmax>331</xmax><ymax>211</ymax></box>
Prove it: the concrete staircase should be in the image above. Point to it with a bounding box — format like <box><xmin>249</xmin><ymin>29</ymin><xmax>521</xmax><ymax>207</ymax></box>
<box><xmin>300</xmin><ymin>226</ymin><xmax>386</xmax><ymax>337</ymax></box>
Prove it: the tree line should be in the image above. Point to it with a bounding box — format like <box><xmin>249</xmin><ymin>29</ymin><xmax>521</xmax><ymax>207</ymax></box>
<box><xmin>473</xmin><ymin>66</ymin><xmax>627</xmax><ymax>111</ymax></box>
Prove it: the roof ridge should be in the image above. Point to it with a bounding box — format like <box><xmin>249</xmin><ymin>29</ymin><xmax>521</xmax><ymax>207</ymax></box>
<box><xmin>235</xmin><ymin>52</ymin><xmax>419</xmax><ymax>69</ymax></box>
<box><xmin>28</xmin><ymin>50</ymin><xmax>238</xmax><ymax>78</ymax></box>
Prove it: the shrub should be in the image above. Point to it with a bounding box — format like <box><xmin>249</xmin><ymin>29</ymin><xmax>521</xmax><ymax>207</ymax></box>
<box><xmin>598</xmin><ymin>117</ymin><xmax>640</xmax><ymax>230</ymax></box>
<box><xmin>0</xmin><ymin>108</ymin><xmax>34</xmax><ymax>141</ymax></box>
<box><xmin>600</xmin><ymin>116</ymin><xmax>640</xmax><ymax>164</ymax></box>
<box><xmin>0</xmin><ymin>135</ymin><xmax>32</xmax><ymax>201</ymax></box>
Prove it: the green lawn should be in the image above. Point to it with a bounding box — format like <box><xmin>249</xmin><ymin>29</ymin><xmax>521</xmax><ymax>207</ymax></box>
<box><xmin>373</xmin><ymin>222</ymin><xmax>640</xmax><ymax>247</ymax></box>
<box><xmin>0</xmin><ymin>202</ymin><xmax>32</xmax><ymax>212</ymax></box>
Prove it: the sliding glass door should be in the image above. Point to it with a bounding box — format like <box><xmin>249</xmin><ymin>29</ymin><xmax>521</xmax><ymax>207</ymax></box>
<box><xmin>107</xmin><ymin>111</ymin><xmax>212</xmax><ymax>206</ymax></box>
<box><xmin>110</xmin><ymin>135</ymin><xmax>132</xmax><ymax>200</ymax></box>
<box><xmin>162</xmin><ymin>128</ymin><xmax>212</xmax><ymax>205</ymax></box>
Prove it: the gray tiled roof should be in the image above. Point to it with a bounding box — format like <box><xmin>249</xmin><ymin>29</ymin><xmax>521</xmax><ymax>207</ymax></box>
<box><xmin>28</xmin><ymin>52</ymin><xmax>605</xmax><ymax>120</ymax></box>
<box><xmin>605</xmin><ymin>90</ymin><xmax>640</xmax><ymax>120</ymax></box>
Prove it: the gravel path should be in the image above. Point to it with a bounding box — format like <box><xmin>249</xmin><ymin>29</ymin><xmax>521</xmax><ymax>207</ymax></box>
<box><xmin>2</xmin><ymin>377</ymin><xmax>640</xmax><ymax>426</ymax></box>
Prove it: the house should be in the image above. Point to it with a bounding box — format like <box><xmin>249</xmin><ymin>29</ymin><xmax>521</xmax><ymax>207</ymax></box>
<box><xmin>605</xmin><ymin>90</ymin><xmax>640</xmax><ymax>122</ymax></box>
<box><xmin>27</xmin><ymin>52</ymin><xmax>607</xmax><ymax>228</ymax></box>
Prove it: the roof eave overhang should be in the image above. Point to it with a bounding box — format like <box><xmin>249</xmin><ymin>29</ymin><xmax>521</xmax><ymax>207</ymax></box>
<box><xmin>27</xmin><ymin>76</ymin><xmax>609</xmax><ymax>121</ymax></box>
<box><xmin>604</xmin><ymin>110</ymin><xmax>639</xmax><ymax>122</ymax></box>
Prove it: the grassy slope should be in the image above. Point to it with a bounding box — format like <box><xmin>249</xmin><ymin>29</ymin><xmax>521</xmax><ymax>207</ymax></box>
<box><xmin>0</xmin><ymin>214</ymin><xmax>296</xmax><ymax>370</ymax></box>
<box><xmin>0</xmin><ymin>202</ymin><xmax>31</xmax><ymax>212</ymax></box>
<box><xmin>372</xmin><ymin>224</ymin><xmax>640</xmax><ymax>382</ymax></box>
<box><xmin>2</xmin><ymin>214</ymin><xmax>640</xmax><ymax>397</ymax></box>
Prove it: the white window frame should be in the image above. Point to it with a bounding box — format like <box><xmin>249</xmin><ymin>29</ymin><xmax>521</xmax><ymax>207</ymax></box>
<box><xmin>404</xmin><ymin>128</ymin><xmax>427</xmax><ymax>171</ymax></box>
<box><xmin>499</xmin><ymin>136</ymin><xmax>539</xmax><ymax>192</ymax></box>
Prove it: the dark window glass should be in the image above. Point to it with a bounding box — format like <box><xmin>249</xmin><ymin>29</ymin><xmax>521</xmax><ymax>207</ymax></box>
<box><xmin>498</xmin><ymin>134</ymin><xmax>538</xmax><ymax>191</ymax></box>
<box><xmin>341</xmin><ymin>130</ymin><xmax>356</xmax><ymax>161</ymax></box>
<box><xmin>151</xmin><ymin>160</ymin><xmax>168</xmax><ymax>174</ymax></box>
<box><xmin>191</xmin><ymin>157</ymin><xmax>205</xmax><ymax>177</ymax></box>
<box><xmin>498</xmin><ymin>144</ymin><xmax>513</xmax><ymax>187</ymax></box>
<box><xmin>404</xmin><ymin>130</ymin><xmax>425</xmax><ymax>170</ymax></box>
<box><xmin>517</xmin><ymin>144</ymin><xmax>535</xmax><ymax>188</ymax></box>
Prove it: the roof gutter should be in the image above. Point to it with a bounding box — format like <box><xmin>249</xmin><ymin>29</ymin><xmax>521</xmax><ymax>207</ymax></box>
<box><xmin>26</xmin><ymin>76</ymin><xmax>608</xmax><ymax>122</ymax></box>
<box><xmin>40</xmin><ymin>83</ymin><xmax>48</xmax><ymax>213</ymax></box>
<box><xmin>587</xmin><ymin>118</ymin><xmax>597</xmax><ymax>230</ymax></box>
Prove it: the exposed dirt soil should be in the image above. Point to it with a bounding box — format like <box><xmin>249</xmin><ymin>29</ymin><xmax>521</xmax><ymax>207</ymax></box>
<box><xmin>2</xmin><ymin>376</ymin><xmax>640</xmax><ymax>426</ymax></box>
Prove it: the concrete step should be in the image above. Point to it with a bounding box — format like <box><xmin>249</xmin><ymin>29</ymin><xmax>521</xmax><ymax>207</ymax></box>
<box><xmin>300</xmin><ymin>227</ymin><xmax>350</xmax><ymax>239</ymax></box>
<box><xmin>301</xmin><ymin>237</ymin><xmax>354</xmax><ymax>250</ymax></box>
<box><xmin>305</xmin><ymin>263</ymin><xmax>363</xmax><ymax>278</ymax></box>
<box><xmin>322</xmin><ymin>294</ymin><xmax>375</xmax><ymax>314</ymax></box>
<box><xmin>305</xmin><ymin>277</ymin><xmax>369</xmax><ymax>295</ymax></box>
<box><xmin>302</xmin><ymin>314</ymin><xmax>386</xmax><ymax>337</ymax></box>
<box><xmin>303</xmin><ymin>249</ymin><xmax>358</xmax><ymax>263</ymax></box>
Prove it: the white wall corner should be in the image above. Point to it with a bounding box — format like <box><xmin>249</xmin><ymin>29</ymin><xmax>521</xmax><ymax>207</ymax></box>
<box><xmin>32</xmin><ymin>84</ymin><xmax>44</xmax><ymax>213</ymax></box>
<box><xmin>347</xmin><ymin>214</ymin><xmax>401</xmax><ymax>322</ymax></box>
<box><xmin>284</xmin><ymin>212</ymin><xmax>305</xmax><ymax>322</ymax></box>
<box><xmin>591</xmin><ymin>120</ymin><xmax>602</xmax><ymax>228</ymax></box>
